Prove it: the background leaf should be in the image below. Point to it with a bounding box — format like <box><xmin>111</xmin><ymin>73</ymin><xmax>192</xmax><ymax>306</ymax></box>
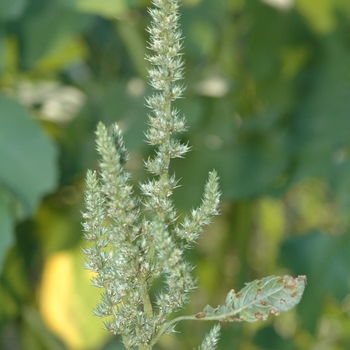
<box><xmin>280</xmin><ymin>230</ymin><xmax>350</xmax><ymax>333</ymax></box>
<box><xmin>0</xmin><ymin>188</ymin><xmax>16</xmax><ymax>272</ymax></box>
<box><xmin>0</xmin><ymin>95</ymin><xmax>58</xmax><ymax>216</ymax></box>
<box><xmin>0</xmin><ymin>0</ymin><xmax>27</xmax><ymax>20</ymax></box>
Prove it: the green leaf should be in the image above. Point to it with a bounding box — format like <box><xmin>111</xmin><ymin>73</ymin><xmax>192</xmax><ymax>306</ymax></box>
<box><xmin>22</xmin><ymin>307</ymin><xmax>66</xmax><ymax>350</ymax></box>
<box><xmin>0</xmin><ymin>95</ymin><xmax>58</xmax><ymax>216</ymax></box>
<box><xmin>289</xmin><ymin>34</ymin><xmax>350</xmax><ymax>184</ymax></box>
<box><xmin>20</xmin><ymin>2</ymin><xmax>90</xmax><ymax>68</ymax></box>
<box><xmin>0</xmin><ymin>27</ymin><xmax>4</xmax><ymax>76</ymax></box>
<box><xmin>280</xmin><ymin>230</ymin><xmax>350</xmax><ymax>333</ymax></box>
<box><xmin>0</xmin><ymin>0</ymin><xmax>27</xmax><ymax>20</ymax></box>
<box><xmin>253</xmin><ymin>325</ymin><xmax>297</xmax><ymax>350</ymax></box>
<box><xmin>172</xmin><ymin>128</ymin><xmax>287</xmax><ymax>208</ymax></box>
<box><xmin>199</xmin><ymin>275</ymin><xmax>306</xmax><ymax>323</ymax></box>
<box><xmin>0</xmin><ymin>187</ymin><xmax>16</xmax><ymax>272</ymax></box>
<box><xmin>60</xmin><ymin>0</ymin><xmax>128</xmax><ymax>17</ymax></box>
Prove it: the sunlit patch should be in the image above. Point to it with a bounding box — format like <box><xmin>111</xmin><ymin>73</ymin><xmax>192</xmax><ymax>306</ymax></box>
<box><xmin>127</xmin><ymin>77</ymin><xmax>146</xmax><ymax>97</ymax></box>
<box><xmin>195</xmin><ymin>76</ymin><xmax>230</xmax><ymax>98</ymax></box>
<box><xmin>260</xmin><ymin>0</ymin><xmax>294</xmax><ymax>11</ymax></box>
<box><xmin>39</xmin><ymin>249</ymin><xmax>108</xmax><ymax>349</ymax></box>
<box><xmin>17</xmin><ymin>81</ymin><xmax>86</xmax><ymax>123</ymax></box>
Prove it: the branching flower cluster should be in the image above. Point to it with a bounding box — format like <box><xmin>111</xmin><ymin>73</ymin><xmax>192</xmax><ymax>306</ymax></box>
<box><xmin>83</xmin><ymin>0</ymin><xmax>220</xmax><ymax>348</ymax></box>
<box><xmin>82</xmin><ymin>0</ymin><xmax>305</xmax><ymax>349</ymax></box>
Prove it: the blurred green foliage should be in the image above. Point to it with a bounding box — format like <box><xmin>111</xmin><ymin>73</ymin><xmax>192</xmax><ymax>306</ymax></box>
<box><xmin>1</xmin><ymin>0</ymin><xmax>350</xmax><ymax>349</ymax></box>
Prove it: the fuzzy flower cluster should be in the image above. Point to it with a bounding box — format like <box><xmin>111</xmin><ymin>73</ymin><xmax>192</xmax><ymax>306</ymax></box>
<box><xmin>82</xmin><ymin>0</ymin><xmax>221</xmax><ymax>349</ymax></box>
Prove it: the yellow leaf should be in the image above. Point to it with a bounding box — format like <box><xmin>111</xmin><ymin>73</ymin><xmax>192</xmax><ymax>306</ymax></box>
<box><xmin>39</xmin><ymin>249</ymin><xmax>109</xmax><ymax>349</ymax></box>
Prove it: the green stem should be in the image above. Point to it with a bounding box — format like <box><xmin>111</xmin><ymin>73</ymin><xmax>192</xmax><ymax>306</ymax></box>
<box><xmin>150</xmin><ymin>315</ymin><xmax>196</xmax><ymax>347</ymax></box>
<box><xmin>163</xmin><ymin>101</ymin><xmax>172</xmax><ymax>172</ymax></box>
<box><xmin>139</xmin><ymin>345</ymin><xmax>152</xmax><ymax>350</ymax></box>
<box><xmin>141</xmin><ymin>282</ymin><xmax>153</xmax><ymax>318</ymax></box>
<box><xmin>152</xmin><ymin>290</ymin><xmax>271</xmax><ymax>347</ymax></box>
<box><xmin>151</xmin><ymin>310</ymin><xmax>241</xmax><ymax>347</ymax></box>
<box><xmin>150</xmin><ymin>311</ymin><xmax>233</xmax><ymax>347</ymax></box>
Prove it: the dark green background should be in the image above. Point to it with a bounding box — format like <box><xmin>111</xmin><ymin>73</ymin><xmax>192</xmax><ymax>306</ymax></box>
<box><xmin>1</xmin><ymin>0</ymin><xmax>350</xmax><ymax>348</ymax></box>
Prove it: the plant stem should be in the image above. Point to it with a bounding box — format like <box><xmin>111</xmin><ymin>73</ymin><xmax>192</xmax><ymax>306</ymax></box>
<box><xmin>141</xmin><ymin>282</ymin><xmax>153</xmax><ymax>318</ymax></box>
<box><xmin>140</xmin><ymin>345</ymin><xmax>152</xmax><ymax>350</ymax></box>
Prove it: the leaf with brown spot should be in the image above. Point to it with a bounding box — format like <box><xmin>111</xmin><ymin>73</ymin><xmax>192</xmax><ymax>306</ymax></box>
<box><xmin>200</xmin><ymin>275</ymin><xmax>306</xmax><ymax>323</ymax></box>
